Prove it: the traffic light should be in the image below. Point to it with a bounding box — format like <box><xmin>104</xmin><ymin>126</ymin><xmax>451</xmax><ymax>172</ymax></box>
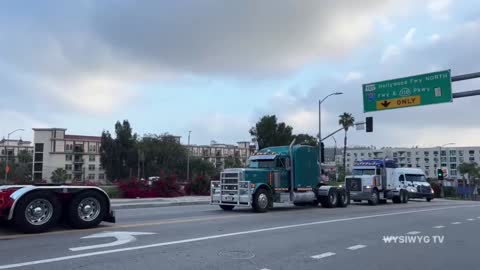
<box><xmin>437</xmin><ymin>169</ymin><xmax>444</xmax><ymax>180</ymax></box>
<box><xmin>321</xmin><ymin>142</ymin><xmax>325</xmax><ymax>163</ymax></box>
<box><xmin>366</xmin><ymin>117</ymin><xmax>373</xmax><ymax>133</ymax></box>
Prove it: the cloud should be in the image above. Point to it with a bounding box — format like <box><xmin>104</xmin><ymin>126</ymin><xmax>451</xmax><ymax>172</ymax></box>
<box><xmin>345</xmin><ymin>71</ymin><xmax>364</xmax><ymax>81</ymax></box>
<box><xmin>428</xmin><ymin>34</ymin><xmax>440</xmax><ymax>43</ymax></box>
<box><xmin>402</xmin><ymin>28</ymin><xmax>416</xmax><ymax>46</ymax></box>
<box><xmin>427</xmin><ymin>0</ymin><xmax>451</xmax><ymax>20</ymax></box>
<box><xmin>380</xmin><ymin>45</ymin><xmax>401</xmax><ymax>63</ymax></box>
<box><xmin>0</xmin><ymin>110</ymin><xmax>50</xmax><ymax>141</ymax></box>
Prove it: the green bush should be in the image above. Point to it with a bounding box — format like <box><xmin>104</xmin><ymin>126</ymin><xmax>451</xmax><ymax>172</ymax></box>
<box><xmin>443</xmin><ymin>186</ymin><xmax>457</xmax><ymax>198</ymax></box>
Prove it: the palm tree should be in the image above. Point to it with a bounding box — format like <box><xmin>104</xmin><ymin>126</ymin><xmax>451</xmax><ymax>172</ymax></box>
<box><xmin>338</xmin><ymin>113</ymin><xmax>355</xmax><ymax>174</ymax></box>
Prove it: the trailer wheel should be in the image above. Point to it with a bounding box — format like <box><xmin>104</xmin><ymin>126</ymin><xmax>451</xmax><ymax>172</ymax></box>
<box><xmin>320</xmin><ymin>188</ymin><xmax>338</xmax><ymax>208</ymax></box>
<box><xmin>392</xmin><ymin>196</ymin><xmax>401</xmax><ymax>203</ymax></box>
<box><xmin>252</xmin><ymin>189</ymin><xmax>270</xmax><ymax>213</ymax></box>
<box><xmin>67</xmin><ymin>190</ymin><xmax>107</xmax><ymax>229</ymax></box>
<box><xmin>426</xmin><ymin>198</ymin><xmax>433</xmax><ymax>202</ymax></box>
<box><xmin>13</xmin><ymin>191</ymin><xmax>62</xmax><ymax>233</ymax></box>
<box><xmin>368</xmin><ymin>190</ymin><xmax>379</xmax><ymax>206</ymax></box>
<box><xmin>336</xmin><ymin>190</ymin><xmax>348</xmax><ymax>208</ymax></box>
<box><xmin>220</xmin><ymin>205</ymin><xmax>235</xmax><ymax>211</ymax></box>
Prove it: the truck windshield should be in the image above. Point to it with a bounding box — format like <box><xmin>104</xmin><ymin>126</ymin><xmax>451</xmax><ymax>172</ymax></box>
<box><xmin>352</xmin><ymin>169</ymin><xmax>376</xmax><ymax>175</ymax></box>
<box><xmin>405</xmin><ymin>174</ymin><xmax>426</xmax><ymax>182</ymax></box>
<box><xmin>249</xmin><ymin>160</ymin><xmax>275</xmax><ymax>168</ymax></box>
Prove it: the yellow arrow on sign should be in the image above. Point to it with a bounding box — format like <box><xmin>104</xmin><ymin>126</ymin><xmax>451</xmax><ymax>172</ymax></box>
<box><xmin>376</xmin><ymin>96</ymin><xmax>421</xmax><ymax>110</ymax></box>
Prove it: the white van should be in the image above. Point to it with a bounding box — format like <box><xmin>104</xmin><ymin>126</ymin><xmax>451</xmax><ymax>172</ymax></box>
<box><xmin>394</xmin><ymin>168</ymin><xmax>434</xmax><ymax>202</ymax></box>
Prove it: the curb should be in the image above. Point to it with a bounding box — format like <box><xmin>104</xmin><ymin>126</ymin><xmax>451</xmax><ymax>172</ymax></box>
<box><xmin>111</xmin><ymin>200</ymin><xmax>211</xmax><ymax>210</ymax></box>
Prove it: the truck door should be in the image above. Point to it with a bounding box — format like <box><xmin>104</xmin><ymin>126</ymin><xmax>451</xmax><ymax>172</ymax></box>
<box><xmin>399</xmin><ymin>174</ymin><xmax>407</xmax><ymax>189</ymax></box>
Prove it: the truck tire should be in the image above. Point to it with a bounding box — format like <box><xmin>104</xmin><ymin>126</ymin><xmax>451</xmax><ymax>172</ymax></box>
<box><xmin>368</xmin><ymin>190</ymin><xmax>379</xmax><ymax>206</ymax></box>
<box><xmin>336</xmin><ymin>189</ymin><xmax>348</xmax><ymax>208</ymax></box>
<box><xmin>252</xmin><ymin>188</ymin><xmax>270</xmax><ymax>213</ymax></box>
<box><xmin>67</xmin><ymin>190</ymin><xmax>107</xmax><ymax>229</ymax></box>
<box><xmin>320</xmin><ymin>188</ymin><xmax>338</xmax><ymax>208</ymax></box>
<box><xmin>220</xmin><ymin>205</ymin><xmax>235</xmax><ymax>211</ymax></box>
<box><xmin>401</xmin><ymin>191</ymin><xmax>409</xmax><ymax>204</ymax></box>
<box><xmin>426</xmin><ymin>198</ymin><xmax>433</xmax><ymax>202</ymax></box>
<box><xmin>13</xmin><ymin>191</ymin><xmax>62</xmax><ymax>233</ymax></box>
<box><xmin>392</xmin><ymin>196</ymin><xmax>401</xmax><ymax>203</ymax></box>
<box><xmin>379</xmin><ymin>199</ymin><xmax>387</xmax><ymax>204</ymax></box>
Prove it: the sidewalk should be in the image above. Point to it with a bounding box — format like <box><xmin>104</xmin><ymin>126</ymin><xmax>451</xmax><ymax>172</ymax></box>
<box><xmin>111</xmin><ymin>196</ymin><xmax>210</xmax><ymax>209</ymax></box>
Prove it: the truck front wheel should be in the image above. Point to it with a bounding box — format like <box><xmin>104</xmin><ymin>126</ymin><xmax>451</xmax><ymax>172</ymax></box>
<box><xmin>368</xmin><ymin>190</ymin><xmax>379</xmax><ymax>206</ymax></box>
<box><xmin>67</xmin><ymin>190</ymin><xmax>107</xmax><ymax>229</ymax></box>
<box><xmin>401</xmin><ymin>191</ymin><xmax>409</xmax><ymax>204</ymax></box>
<box><xmin>14</xmin><ymin>191</ymin><xmax>62</xmax><ymax>233</ymax></box>
<box><xmin>252</xmin><ymin>189</ymin><xmax>270</xmax><ymax>213</ymax></box>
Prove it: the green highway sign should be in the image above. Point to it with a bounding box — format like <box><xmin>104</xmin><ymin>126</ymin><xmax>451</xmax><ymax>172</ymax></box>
<box><xmin>363</xmin><ymin>70</ymin><xmax>452</xmax><ymax>112</ymax></box>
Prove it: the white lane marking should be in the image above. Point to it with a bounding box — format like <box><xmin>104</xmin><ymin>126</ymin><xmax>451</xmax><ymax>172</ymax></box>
<box><xmin>311</xmin><ymin>252</ymin><xmax>336</xmax><ymax>259</ymax></box>
<box><xmin>346</xmin><ymin>245</ymin><xmax>367</xmax><ymax>251</ymax></box>
<box><xmin>467</xmin><ymin>219</ymin><xmax>475</xmax><ymax>221</ymax></box>
<box><xmin>0</xmin><ymin>204</ymin><xmax>478</xmax><ymax>270</ymax></box>
<box><xmin>407</xmin><ymin>231</ymin><xmax>421</xmax><ymax>235</ymax></box>
<box><xmin>70</xmin><ymin>231</ymin><xmax>157</xmax><ymax>252</ymax></box>
<box><xmin>260</xmin><ymin>268</ymin><xmax>272</xmax><ymax>270</ymax></box>
<box><xmin>433</xmin><ymin>226</ymin><xmax>445</xmax><ymax>229</ymax></box>
<box><xmin>451</xmin><ymin>222</ymin><xmax>462</xmax><ymax>225</ymax></box>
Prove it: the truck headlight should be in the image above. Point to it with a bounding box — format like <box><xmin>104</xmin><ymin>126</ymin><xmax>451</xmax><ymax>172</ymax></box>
<box><xmin>431</xmin><ymin>189</ymin><xmax>435</xmax><ymax>194</ymax></box>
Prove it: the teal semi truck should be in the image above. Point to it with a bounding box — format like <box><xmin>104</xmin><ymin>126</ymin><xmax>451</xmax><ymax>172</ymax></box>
<box><xmin>210</xmin><ymin>140</ymin><xmax>348</xmax><ymax>212</ymax></box>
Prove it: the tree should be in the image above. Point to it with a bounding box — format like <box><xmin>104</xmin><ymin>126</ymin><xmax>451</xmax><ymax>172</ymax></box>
<box><xmin>458</xmin><ymin>162</ymin><xmax>479</xmax><ymax>185</ymax></box>
<box><xmin>224</xmin><ymin>156</ymin><xmax>243</xmax><ymax>169</ymax></box>
<box><xmin>295</xmin><ymin>133</ymin><xmax>318</xmax><ymax>146</ymax></box>
<box><xmin>51</xmin><ymin>168</ymin><xmax>67</xmax><ymax>184</ymax></box>
<box><xmin>17</xmin><ymin>150</ymin><xmax>33</xmax><ymax>164</ymax></box>
<box><xmin>189</xmin><ymin>157</ymin><xmax>218</xmax><ymax>178</ymax></box>
<box><xmin>338</xmin><ymin>113</ymin><xmax>355</xmax><ymax>174</ymax></box>
<box><xmin>100</xmin><ymin>120</ymin><xmax>138</xmax><ymax>180</ymax></box>
<box><xmin>249</xmin><ymin>115</ymin><xmax>294</xmax><ymax>149</ymax></box>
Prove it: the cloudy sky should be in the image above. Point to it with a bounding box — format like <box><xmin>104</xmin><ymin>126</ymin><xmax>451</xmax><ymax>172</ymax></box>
<box><xmin>1</xmin><ymin>0</ymin><xmax>479</xmax><ymax>148</ymax></box>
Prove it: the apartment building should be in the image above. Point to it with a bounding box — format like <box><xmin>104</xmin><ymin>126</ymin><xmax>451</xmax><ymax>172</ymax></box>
<box><xmin>336</xmin><ymin>146</ymin><xmax>480</xmax><ymax>179</ymax></box>
<box><xmin>0</xmin><ymin>139</ymin><xmax>33</xmax><ymax>162</ymax></box>
<box><xmin>187</xmin><ymin>141</ymin><xmax>256</xmax><ymax>168</ymax></box>
<box><xmin>33</xmin><ymin>128</ymin><xmax>105</xmax><ymax>182</ymax></box>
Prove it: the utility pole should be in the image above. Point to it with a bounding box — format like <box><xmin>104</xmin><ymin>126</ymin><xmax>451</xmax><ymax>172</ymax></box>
<box><xmin>318</xmin><ymin>92</ymin><xmax>343</xmax><ymax>181</ymax></box>
<box><xmin>186</xmin><ymin>131</ymin><xmax>191</xmax><ymax>183</ymax></box>
<box><xmin>4</xmin><ymin>128</ymin><xmax>24</xmax><ymax>183</ymax></box>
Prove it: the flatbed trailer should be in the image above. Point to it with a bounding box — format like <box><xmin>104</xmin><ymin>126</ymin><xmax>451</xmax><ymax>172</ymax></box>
<box><xmin>0</xmin><ymin>185</ymin><xmax>115</xmax><ymax>233</ymax></box>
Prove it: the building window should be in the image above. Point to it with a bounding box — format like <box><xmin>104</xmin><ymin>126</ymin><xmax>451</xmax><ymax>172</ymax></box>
<box><xmin>368</xmin><ymin>153</ymin><xmax>372</xmax><ymax>157</ymax></box>
<box><xmin>66</xmin><ymin>174</ymin><xmax>72</xmax><ymax>180</ymax></box>
<box><xmin>458</xmin><ymin>150</ymin><xmax>464</xmax><ymax>157</ymax></box>
<box><xmin>470</xmin><ymin>157</ymin><xmax>475</xmax><ymax>162</ymax></box>
<box><xmin>450</xmin><ymin>164</ymin><xmax>457</xmax><ymax>169</ymax></box>
<box><xmin>433</xmin><ymin>151</ymin><xmax>439</xmax><ymax>156</ymax></box>
<box><xmin>425</xmin><ymin>170</ymin><xmax>429</xmax><ymax>176</ymax></box>
<box><xmin>360</xmin><ymin>153</ymin><xmax>364</xmax><ymax>156</ymax></box>
<box><xmin>407</xmin><ymin>152</ymin><xmax>411</xmax><ymax>157</ymax></box>
<box><xmin>440</xmin><ymin>157</ymin><xmax>447</xmax><ymax>163</ymax></box>
<box><xmin>35</xmin><ymin>143</ymin><xmax>44</xmax><ymax>152</ymax></box>
<box><xmin>440</xmin><ymin>151</ymin><xmax>446</xmax><ymax>156</ymax></box>
<box><xmin>424</xmin><ymin>151</ymin><xmax>429</xmax><ymax>156</ymax></box>
<box><xmin>393</xmin><ymin>153</ymin><xmax>398</xmax><ymax>157</ymax></box>
<box><xmin>449</xmin><ymin>150</ymin><xmax>456</xmax><ymax>156</ymax></box>
<box><xmin>88</xmin><ymin>164</ymin><xmax>95</xmax><ymax>171</ymax></box>
<box><xmin>459</xmin><ymin>157</ymin><xmax>464</xmax><ymax>163</ymax></box>
<box><xmin>424</xmin><ymin>158</ymin><xmax>430</xmax><ymax>163</ymax></box>
<box><xmin>34</xmin><ymin>163</ymin><xmax>42</xmax><ymax>172</ymax></box>
<box><xmin>65</xmin><ymin>164</ymin><xmax>72</xmax><ymax>170</ymax></box>
<box><xmin>347</xmin><ymin>153</ymin><xmax>351</xmax><ymax>156</ymax></box>
<box><xmin>450</xmin><ymin>169</ymin><xmax>457</xmax><ymax>176</ymax></box>
<box><xmin>469</xmin><ymin>150</ymin><xmax>475</xmax><ymax>156</ymax></box>
<box><xmin>66</xmin><ymin>154</ymin><xmax>72</xmax><ymax>161</ymax></box>
<box><xmin>89</xmin><ymin>155</ymin><xmax>95</xmax><ymax>162</ymax></box>
<box><xmin>34</xmin><ymin>153</ymin><xmax>43</xmax><ymax>162</ymax></box>
<box><xmin>441</xmin><ymin>163</ymin><xmax>447</xmax><ymax>167</ymax></box>
<box><xmin>450</xmin><ymin>157</ymin><xmax>456</xmax><ymax>163</ymax></box>
<box><xmin>98</xmin><ymin>174</ymin><xmax>105</xmax><ymax>180</ymax></box>
<box><xmin>88</xmin><ymin>144</ymin><xmax>97</xmax><ymax>153</ymax></box>
<box><xmin>65</xmin><ymin>144</ymin><xmax>73</xmax><ymax>151</ymax></box>
<box><xmin>88</xmin><ymin>174</ymin><xmax>95</xmax><ymax>180</ymax></box>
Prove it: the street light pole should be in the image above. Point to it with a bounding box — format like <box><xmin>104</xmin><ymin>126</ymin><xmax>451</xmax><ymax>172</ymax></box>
<box><xmin>4</xmin><ymin>128</ymin><xmax>24</xmax><ymax>183</ymax></box>
<box><xmin>186</xmin><ymin>131</ymin><xmax>191</xmax><ymax>183</ymax></box>
<box><xmin>318</xmin><ymin>92</ymin><xmax>343</xmax><ymax>181</ymax></box>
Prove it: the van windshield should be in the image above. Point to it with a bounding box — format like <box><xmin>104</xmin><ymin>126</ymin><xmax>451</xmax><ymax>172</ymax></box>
<box><xmin>352</xmin><ymin>169</ymin><xmax>376</xmax><ymax>175</ymax></box>
<box><xmin>405</xmin><ymin>174</ymin><xmax>426</xmax><ymax>182</ymax></box>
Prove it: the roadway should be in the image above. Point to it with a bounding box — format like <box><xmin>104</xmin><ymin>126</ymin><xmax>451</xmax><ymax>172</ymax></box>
<box><xmin>0</xmin><ymin>199</ymin><xmax>479</xmax><ymax>270</ymax></box>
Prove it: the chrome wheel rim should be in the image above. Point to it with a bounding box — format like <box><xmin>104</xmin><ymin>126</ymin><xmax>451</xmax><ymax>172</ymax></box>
<box><xmin>258</xmin><ymin>193</ymin><xmax>268</xmax><ymax>209</ymax></box>
<box><xmin>372</xmin><ymin>192</ymin><xmax>378</xmax><ymax>203</ymax></box>
<box><xmin>329</xmin><ymin>193</ymin><xmax>337</xmax><ymax>205</ymax></box>
<box><xmin>25</xmin><ymin>199</ymin><xmax>53</xmax><ymax>226</ymax></box>
<box><xmin>77</xmin><ymin>197</ymin><xmax>101</xmax><ymax>221</ymax></box>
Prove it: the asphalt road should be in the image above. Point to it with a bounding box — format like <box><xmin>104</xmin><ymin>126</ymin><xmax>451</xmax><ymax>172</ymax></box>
<box><xmin>0</xmin><ymin>199</ymin><xmax>479</xmax><ymax>270</ymax></box>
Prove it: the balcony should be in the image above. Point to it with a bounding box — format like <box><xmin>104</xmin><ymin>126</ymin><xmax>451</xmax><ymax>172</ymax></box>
<box><xmin>74</xmin><ymin>146</ymin><xmax>84</xmax><ymax>153</ymax></box>
<box><xmin>73</xmin><ymin>158</ymin><xmax>84</xmax><ymax>163</ymax></box>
